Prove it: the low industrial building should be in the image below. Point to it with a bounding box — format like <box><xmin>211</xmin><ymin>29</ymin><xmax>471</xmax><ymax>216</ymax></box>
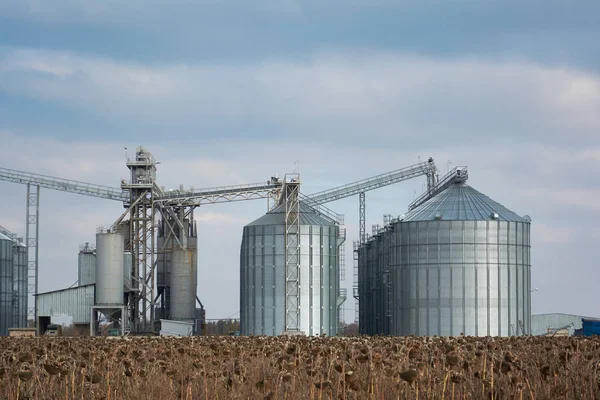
<box><xmin>35</xmin><ymin>284</ymin><xmax>95</xmax><ymax>335</ymax></box>
<box><xmin>531</xmin><ymin>313</ymin><xmax>599</xmax><ymax>336</ymax></box>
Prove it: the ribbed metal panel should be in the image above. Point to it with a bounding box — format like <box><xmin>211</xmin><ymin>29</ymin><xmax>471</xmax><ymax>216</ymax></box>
<box><xmin>78</xmin><ymin>250</ymin><xmax>96</xmax><ymax>286</ymax></box>
<box><xmin>358</xmin><ymin>183</ymin><xmax>531</xmax><ymax>337</ymax></box>
<box><xmin>170</xmin><ymin>248</ymin><xmax>197</xmax><ymax>320</ymax></box>
<box><xmin>402</xmin><ymin>184</ymin><xmax>528</xmax><ymax>222</ymax></box>
<box><xmin>357</xmin><ymin>240</ymin><xmax>368</xmax><ymax>334</ymax></box>
<box><xmin>0</xmin><ymin>238</ymin><xmax>14</xmax><ymax>335</ymax></box>
<box><xmin>169</xmin><ymin>220</ymin><xmax>197</xmax><ymax>321</ymax></box>
<box><xmin>37</xmin><ymin>285</ymin><xmax>95</xmax><ymax>324</ymax></box>
<box><xmin>530</xmin><ymin>313</ymin><xmax>591</xmax><ymax>336</ymax></box>
<box><xmin>123</xmin><ymin>252</ymin><xmax>132</xmax><ymax>290</ymax></box>
<box><xmin>12</xmin><ymin>244</ymin><xmax>27</xmax><ymax>328</ymax></box>
<box><xmin>95</xmin><ymin>232</ymin><xmax>124</xmax><ymax>306</ymax></box>
<box><xmin>240</xmin><ymin>207</ymin><xmax>341</xmax><ymax>336</ymax></box>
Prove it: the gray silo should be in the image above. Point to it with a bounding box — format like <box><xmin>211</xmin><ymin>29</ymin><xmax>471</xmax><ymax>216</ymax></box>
<box><xmin>0</xmin><ymin>234</ymin><xmax>14</xmax><ymax>335</ymax></box>
<box><xmin>12</xmin><ymin>241</ymin><xmax>27</xmax><ymax>328</ymax></box>
<box><xmin>78</xmin><ymin>242</ymin><xmax>96</xmax><ymax>286</ymax></box>
<box><xmin>95</xmin><ymin>230</ymin><xmax>125</xmax><ymax>318</ymax></box>
<box><xmin>156</xmin><ymin>220</ymin><xmax>172</xmax><ymax>318</ymax></box>
<box><xmin>359</xmin><ymin>181</ymin><xmax>531</xmax><ymax>336</ymax></box>
<box><xmin>357</xmin><ymin>241</ymin><xmax>369</xmax><ymax>334</ymax></box>
<box><xmin>240</xmin><ymin>202</ymin><xmax>343</xmax><ymax>336</ymax></box>
<box><xmin>169</xmin><ymin>220</ymin><xmax>198</xmax><ymax>321</ymax></box>
<box><xmin>123</xmin><ymin>251</ymin><xmax>132</xmax><ymax>290</ymax></box>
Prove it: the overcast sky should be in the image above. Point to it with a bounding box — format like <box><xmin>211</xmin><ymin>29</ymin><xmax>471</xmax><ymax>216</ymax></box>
<box><xmin>0</xmin><ymin>1</ymin><xmax>599</xmax><ymax>324</ymax></box>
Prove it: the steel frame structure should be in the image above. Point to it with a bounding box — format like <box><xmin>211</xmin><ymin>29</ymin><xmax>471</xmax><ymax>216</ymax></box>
<box><xmin>283</xmin><ymin>174</ymin><xmax>301</xmax><ymax>332</ymax></box>
<box><xmin>25</xmin><ymin>184</ymin><xmax>40</xmax><ymax>322</ymax></box>
<box><xmin>0</xmin><ymin>150</ymin><xmax>284</xmax><ymax>331</ymax></box>
<box><xmin>408</xmin><ymin>166</ymin><xmax>468</xmax><ymax>211</ymax></box>
<box><xmin>0</xmin><ymin>151</ymin><xmax>451</xmax><ymax>331</ymax></box>
<box><xmin>305</xmin><ymin>159</ymin><xmax>437</xmax><ymax>205</ymax></box>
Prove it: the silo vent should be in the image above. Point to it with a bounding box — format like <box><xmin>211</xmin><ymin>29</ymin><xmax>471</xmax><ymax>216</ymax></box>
<box><xmin>491</xmin><ymin>212</ymin><xmax>499</xmax><ymax>220</ymax></box>
<box><xmin>434</xmin><ymin>214</ymin><xmax>442</xmax><ymax>220</ymax></box>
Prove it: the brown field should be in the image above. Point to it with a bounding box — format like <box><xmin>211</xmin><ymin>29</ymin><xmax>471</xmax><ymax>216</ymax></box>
<box><xmin>1</xmin><ymin>335</ymin><xmax>599</xmax><ymax>399</ymax></box>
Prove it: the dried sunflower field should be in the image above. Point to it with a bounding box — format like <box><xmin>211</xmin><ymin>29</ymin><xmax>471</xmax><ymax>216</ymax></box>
<box><xmin>1</xmin><ymin>335</ymin><xmax>600</xmax><ymax>399</ymax></box>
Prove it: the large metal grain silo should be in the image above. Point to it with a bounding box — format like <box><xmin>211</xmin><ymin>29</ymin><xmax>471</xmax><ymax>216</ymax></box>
<box><xmin>357</xmin><ymin>241</ymin><xmax>369</xmax><ymax>335</ymax></box>
<box><xmin>78</xmin><ymin>242</ymin><xmax>96</xmax><ymax>286</ymax></box>
<box><xmin>388</xmin><ymin>182</ymin><xmax>531</xmax><ymax>337</ymax></box>
<box><xmin>12</xmin><ymin>242</ymin><xmax>27</xmax><ymax>328</ymax></box>
<box><xmin>240</xmin><ymin>202</ymin><xmax>342</xmax><ymax>336</ymax></box>
<box><xmin>0</xmin><ymin>233</ymin><xmax>14</xmax><ymax>335</ymax></box>
<box><xmin>169</xmin><ymin>220</ymin><xmax>198</xmax><ymax>321</ymax></box>
<box><xmin>95</xmin><ymin>230</ymin><xmax>125</xmax><ymax>311</ymax></box>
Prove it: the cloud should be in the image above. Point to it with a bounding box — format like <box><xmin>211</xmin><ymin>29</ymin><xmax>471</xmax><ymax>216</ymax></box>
<box><xmin>532</xmin><ymin>223</ymin><xmax>574</xmax><ymax>244</ymax></box>
<box><xmin>1</xmin><ymin>49</ymin><xmax>599</xmax><ymax>147</ymax></box>
<box><xmin>1</xmin><ymin>128</ymin><xmax>599</xmax><ymax>320</ymax></box>
<box><xmin>1</xmin><ymin>42</ymin><xmax>599</xmax><ymax>321</ymax></box>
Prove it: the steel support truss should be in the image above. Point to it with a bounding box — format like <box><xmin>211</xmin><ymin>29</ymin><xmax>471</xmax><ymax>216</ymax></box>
<box><xmin>283</xmin><ymin>174</ymin><xmax>301</xmax><ymax>332</ymax></box>
<box><xmin>128</xmin><ymin>196</ymin><xmax>155</xmax><ymax>332</ymax></box>
<box><xmin>153</xmin><ymin>181</ymin><xmax>282</xmax><ymax>207</ymax></box>
<box><xmin>25</xmin><ymin>184</ymin><xmax>40</xmax><ymax>324</ymax></box>
<box><xmin>152</xmin><ymin>204</ymin><xmax>197</xmax><ymax>320</ymax></box>
<box><xmin>409</xmin><ymin>166</ymin><xmax>467</xmax><ymax>211</ymax></box>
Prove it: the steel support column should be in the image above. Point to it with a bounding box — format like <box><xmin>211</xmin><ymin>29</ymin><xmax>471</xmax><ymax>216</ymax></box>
<box><xmin>25</xmin><ymin>184</ymin><xmax>40</xmax><ymax>326</ymax></box>
<box><xmin>359</xmin><ymin>192</ymin><xmax>366</xmax><ymax>244</ymax></box>
<box><xmin>284</xmin><ymin>175</ymin><xmax>300</xmax><ymax>332</ymax></box>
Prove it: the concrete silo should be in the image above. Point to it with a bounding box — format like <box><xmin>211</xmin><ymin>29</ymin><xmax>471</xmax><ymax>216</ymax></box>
<box><xmin>359</xmin><ymin>181</ymin><xmax>531</xmax><ymax>336</ymax></box>
<box><xmin>240</xmin><ymin>201</ymin><xmax>344</xmax><ymax>336</ymax></box>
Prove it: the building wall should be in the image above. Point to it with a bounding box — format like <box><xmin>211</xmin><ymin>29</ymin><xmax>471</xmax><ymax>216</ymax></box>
<box><xmin>531</xmin><ymin>313</ymin><xmax>595</xmax><ymax>336</ymax></box>
<box><xmin>36</xmin><ymin>285</ymin><xmax>95</xmax><ymax>324</ymax></box>
<box><xmin>240</xmin><ymin>224</ymin><xmax>340</xmax><ymax>336</ymax></box>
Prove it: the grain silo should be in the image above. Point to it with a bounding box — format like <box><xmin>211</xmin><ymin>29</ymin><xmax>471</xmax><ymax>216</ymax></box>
<box><xmin>0</xmin><ymin>233</ymin><xmax>14</xmax><ymax>335</ymax></box>
<box><xmin>169</xmin><ymin>219</ymin><xmax>198</xmax><ymax>321</ymax></box>
<box><xmin>359</xmin><ymin>181</ymin><xmax>531</xmax><ymax>336</ymax></box>
<box><xmin>156</xmin><ymin>220</ymin><xmax>171</xmax><ymax>319</ymax></box>
<box><xmin>12</xmin><ymin>241</ymin><xmax>27</xmax><ymax>328</ymax></box>
<box><xmin>240</xmin><ymin>201</ymin><xmax>343</xmax><ymax>336</ymax></box>
<box><xmin>78</xmin><ymin>242</ymin><xmax>96</xmax><ymax>286</ymax></box>
<box><xmin>95</xmin><ymin>229</ymin><xmax>125</xmax><ymax>320</ymax></box>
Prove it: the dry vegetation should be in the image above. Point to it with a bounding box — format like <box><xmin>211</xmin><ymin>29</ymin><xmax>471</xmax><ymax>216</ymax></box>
<box><xmin>1</xmin><ymin>335</ymin><xmax>600</xmax><ymax>399</ymax></box>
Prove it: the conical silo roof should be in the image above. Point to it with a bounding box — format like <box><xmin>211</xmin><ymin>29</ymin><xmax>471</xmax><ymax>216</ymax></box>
<box><xmin>402</xmin><ymin>183</ymin><xmax>528</xmax><ymax>222</ymax></box>
<box><xmin>247</xmin><ymin>202</ymin><xmax>336</xmax><ymax>226</ymax></box>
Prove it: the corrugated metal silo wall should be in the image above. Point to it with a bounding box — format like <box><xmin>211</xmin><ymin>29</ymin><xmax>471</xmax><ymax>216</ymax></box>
<box><xmin>240</xmin><ymin>224</ymin><xmax>339</xmax><ymax>336</ymax></box>
<box><xmin>358</xmin><ymin>230</ymin><xmax>393</xmax><ymax>336</ymax></box>
<box><xmin>169</xmin><ymin>235</ymin><xmax>198</xmax><ymax>321</ymax></box>
<box><xmin>12</xmin><ymin>245</ymin><xmax>27</xmax><ymax>328</ymax></box>
<box><xmin>0</xmin><ymin>239</ymin><xmax>14</xmax><ymax>335</ymax></box>
<box><xmin>391</xmin><ymin>220</ymin><xmax>531</xmax><ymax>336</ymax></box>
<box><xmin>78</xmin><ymin>251</ymin><xmax>96</xmax><ymax>286</ymax></box>
<box><xmin>95</xmin><ymin>232</ymin><xmax>125</xmax><ymax>305</ymax></box>
<box><xmin>357</xmin><ymin>244</ymin><xmax>368</xmax><ymax>334</ymax></box>
<box><xmin>123</xmin><ymin>252</ymin><xmax>132</xmax><ymax>290</ymax></box>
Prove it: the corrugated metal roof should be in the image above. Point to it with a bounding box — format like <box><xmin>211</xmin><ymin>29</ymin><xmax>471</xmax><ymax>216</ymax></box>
<box><xmin>402</xmin><ymin>183</ymin><xmax>529</xmax><ymax>222</ymax></box>
<box><xmin>247</xmin><ymin>202</ymin><xmax>336</xmax><ymax>227</ymax></box>
<box><xmin>0</xmin><ymin>232</ymin><xmax>26</xmax><ymax>247</ymax></box>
